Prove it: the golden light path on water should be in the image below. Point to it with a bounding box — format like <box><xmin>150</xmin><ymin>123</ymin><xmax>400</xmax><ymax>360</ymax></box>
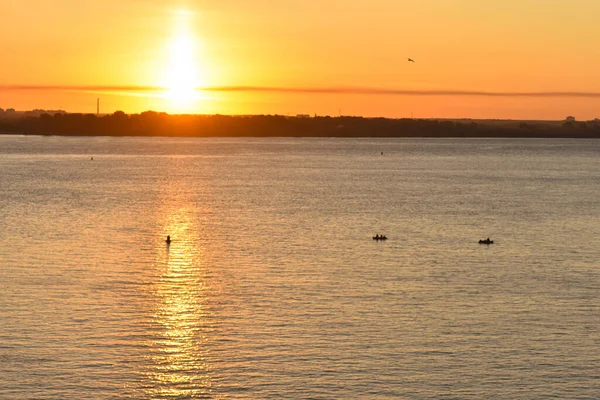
<box><xmin>147</xmin><ymin>197</ymin><xmax>213</xmax><ymax>397</ymax></box>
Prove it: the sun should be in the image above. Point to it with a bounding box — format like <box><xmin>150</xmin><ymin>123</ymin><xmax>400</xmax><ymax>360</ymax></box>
<box><xmin>165</xmin><ymin>34</ymin><xmax>198</xmax><ymax>104</ymax></box>
<box><xmin>162</xmin><ymin>10</ymin><xmax>206</xmax><ymax>112</ymax></box>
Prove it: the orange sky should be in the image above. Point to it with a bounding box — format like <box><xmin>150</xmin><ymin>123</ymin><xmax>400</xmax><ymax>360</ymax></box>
<box><xmin>1</xmin><ymin>0</ymin><xmax>600</xmax><ymax>119</ymax></box>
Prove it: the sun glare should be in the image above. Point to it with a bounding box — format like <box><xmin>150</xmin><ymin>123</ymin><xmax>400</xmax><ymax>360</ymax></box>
<box><xmin>162</xmin><ymin>10</ymin><xmax>205</xmax><ymax>112</ymax></box>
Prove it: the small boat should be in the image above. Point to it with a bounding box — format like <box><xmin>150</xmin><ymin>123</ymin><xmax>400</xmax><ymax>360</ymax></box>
<box><xmin>478</xmin><ymin>238</ymin><xmax>493</xmax><ymax>244</ymax></box>
<box><xmin>373</xmin><ymin>235</ymin><xmax>388</xmax><ymax>241</ymax></box>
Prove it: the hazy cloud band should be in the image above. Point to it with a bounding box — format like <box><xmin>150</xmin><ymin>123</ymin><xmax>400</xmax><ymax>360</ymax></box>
<box><xmin>2</xmin><ymin>84</ymin><xmax>600</xmax><ymax>98</ymax></box>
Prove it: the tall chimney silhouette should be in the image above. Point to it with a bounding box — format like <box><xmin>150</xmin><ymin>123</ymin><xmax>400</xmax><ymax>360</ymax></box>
<box><xmin>97</xmin><ymin>98</ymin><xmax>99</xmax><ymax>116</ymax></box>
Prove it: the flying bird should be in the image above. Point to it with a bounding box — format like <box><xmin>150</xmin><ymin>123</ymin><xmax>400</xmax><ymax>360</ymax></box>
<box><xmin>408</xmin><ymin>58</ymin><xmax>415</xmax><ymax>62</ymax></box>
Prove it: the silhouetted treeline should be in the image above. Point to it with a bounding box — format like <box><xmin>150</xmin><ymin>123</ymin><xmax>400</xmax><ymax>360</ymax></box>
<box><xmin>1</xmin><ymin>111</ymin><xmax>599</xmax><ymax>138</ymax></box>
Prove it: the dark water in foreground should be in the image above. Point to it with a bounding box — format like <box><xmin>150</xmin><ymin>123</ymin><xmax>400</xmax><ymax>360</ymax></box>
<box><xmin>1</xmin><ymin>136</ymin><xmax>599</xmax><ymax>399</ymax></box>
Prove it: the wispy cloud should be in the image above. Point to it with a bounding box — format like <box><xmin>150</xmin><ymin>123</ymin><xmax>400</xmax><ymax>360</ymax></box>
<box><xmin>207</xmin><ymin>86</ymin><xmax>600</xmax><ymax>98</ymax></box>
<box><xmin>0</xmin><ymin>84</ymin><xmax>163</xmax><ymax>92</ymax></box>
<box><xmin>2</xmin><ymin>84</ymin><xmax>600</xmax><ymax>98</ymax></box>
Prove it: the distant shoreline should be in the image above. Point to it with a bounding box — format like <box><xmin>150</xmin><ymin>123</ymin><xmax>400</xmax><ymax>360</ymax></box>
<box><xmin>3</xmin><ymin>132</ymin><xmax>599</xmax><ymax>139</ymax></box>
<box><xmin>1</xmin><ymin>111</ymin><xmax>599</xmax><ymax>138</ymax></box>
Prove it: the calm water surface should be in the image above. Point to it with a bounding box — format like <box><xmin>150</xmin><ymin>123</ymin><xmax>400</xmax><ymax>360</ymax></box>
<box><xmin>1</xmin><ymin>136</ymin><xmax>599</xmax><ymax>399</ymax></box>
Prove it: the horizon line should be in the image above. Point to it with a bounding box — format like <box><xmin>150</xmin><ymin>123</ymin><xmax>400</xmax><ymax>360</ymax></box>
<box><xmin>2</xmin><ymin>84</ymin><xmax>600</xmax><ymax>98</ymax></box>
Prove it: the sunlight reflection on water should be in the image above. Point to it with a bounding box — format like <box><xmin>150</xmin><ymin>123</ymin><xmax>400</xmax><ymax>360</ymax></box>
<box><xmin>145</xmin><ymin>201</ymin><xmax>213</xmax><ymax>397</ymax></box>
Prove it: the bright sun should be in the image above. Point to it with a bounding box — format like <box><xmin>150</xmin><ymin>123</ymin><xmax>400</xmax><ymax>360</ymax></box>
<box><xmin>162</xmin><ymin>10</ymin><xmax>205</xmax><ymax>112</ymax></box>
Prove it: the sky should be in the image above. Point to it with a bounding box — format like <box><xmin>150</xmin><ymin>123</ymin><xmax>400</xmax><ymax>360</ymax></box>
<box><xmin>1</xmin><ymin>0</ymin><xmax>600</xmax><ymax>119</ymax></box>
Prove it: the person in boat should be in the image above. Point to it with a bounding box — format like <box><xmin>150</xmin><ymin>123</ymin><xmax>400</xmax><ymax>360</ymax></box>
<box><xmin>166</xmin><ymin>235</ymin><xmax>171</xmax><ymax>244</ymax></box>
<box><xmin>375</xmin><ymin>234</ymin><xmax>380</xmax><ymax>239</ymax></box>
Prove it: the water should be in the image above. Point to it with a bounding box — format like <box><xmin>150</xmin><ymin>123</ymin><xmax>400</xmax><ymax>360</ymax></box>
<box><xmin>1</xmin><ymin>136</ymin><xmax>599</xmax><ymax>399</ymax></box>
